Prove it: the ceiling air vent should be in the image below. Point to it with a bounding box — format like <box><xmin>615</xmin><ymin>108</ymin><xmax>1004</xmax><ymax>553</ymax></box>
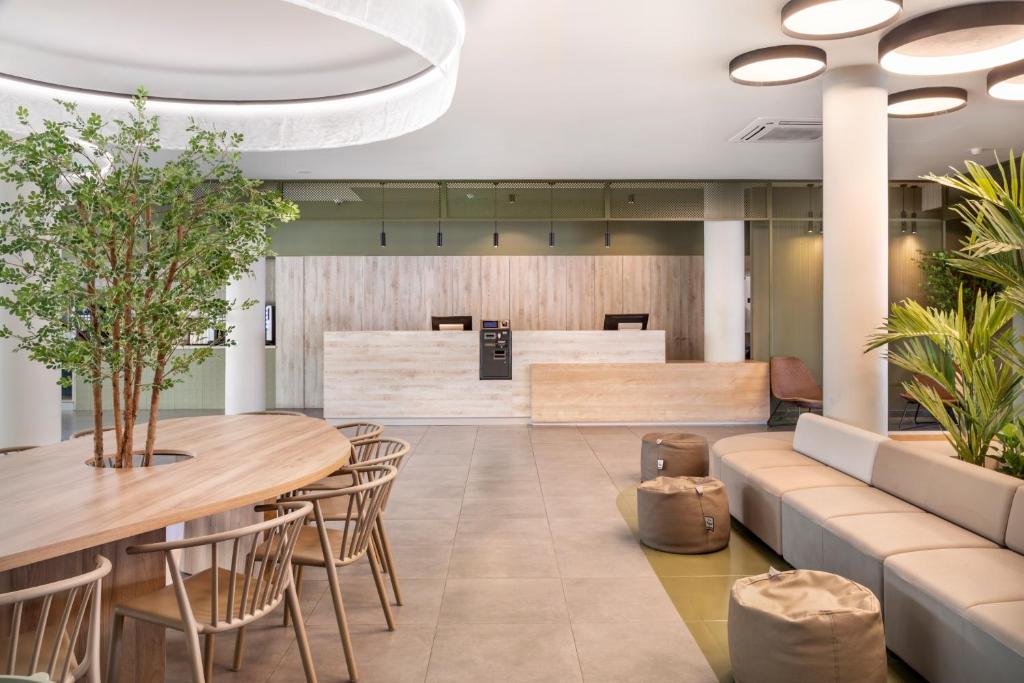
<box><xmin>730</xmin><ymin>117</ymin><xmax>822</xmax><ymax>143</ymax></box>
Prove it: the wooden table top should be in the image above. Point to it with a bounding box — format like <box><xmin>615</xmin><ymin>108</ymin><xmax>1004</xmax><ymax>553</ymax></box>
<box><xmin>0</xmin><ymin>414</ymin><xmax>350</xmax><ymax>571</ymax></box>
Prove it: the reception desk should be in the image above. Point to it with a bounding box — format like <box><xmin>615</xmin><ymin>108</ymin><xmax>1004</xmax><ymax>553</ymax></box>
<box><xmin>323</xmin><ymin>330</ymin><xmax>769</xmax><ymax>424</ymax></box>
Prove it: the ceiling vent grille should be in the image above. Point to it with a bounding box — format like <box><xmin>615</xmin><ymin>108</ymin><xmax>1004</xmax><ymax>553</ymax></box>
<box><xmin>730</xmin><ymin>117</ymin><xmax>822</xmax><ymax>143</ymax></box>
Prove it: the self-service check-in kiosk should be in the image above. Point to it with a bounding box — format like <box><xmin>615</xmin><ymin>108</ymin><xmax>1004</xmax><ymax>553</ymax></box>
<box><xmin>479</xmin><ymin>320</ymin><xmax>512</xmax><ymax>380</ymax></box>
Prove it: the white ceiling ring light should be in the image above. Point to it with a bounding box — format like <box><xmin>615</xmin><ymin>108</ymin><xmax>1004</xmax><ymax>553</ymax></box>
<box><xmin>988</xmin><ymin>58</ymin><xmax>1024</xmax><ymax>99</ymax></box>
<box><xmin>0</xmin><ymin>0</ymin><xmax>466</xmax><ymax>151</ymax></box>
<box><xmin>729</xmin><ymin>45</ymin><xmax>828</xmax><ymax>86</ymax></box>
<box><xmin>782</xmin><ymin>0</ymin><xmax>903</xmax><ymax>40</ymax></box>
<box><xmin>888</xmin><ymin>87</ymin><xmax>968</xmax><ymax>118</ymax></box>
<box><xmin>878</xmin><ymin>1</ymin><xmax>1024</xmax><ymax>76</ymax></box>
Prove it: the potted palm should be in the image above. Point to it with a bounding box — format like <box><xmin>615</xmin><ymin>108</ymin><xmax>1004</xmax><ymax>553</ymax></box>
<box><xmin>0</xmin><ymin>92</ymin><xmax>298</xmax><ymax>467</ymax></box>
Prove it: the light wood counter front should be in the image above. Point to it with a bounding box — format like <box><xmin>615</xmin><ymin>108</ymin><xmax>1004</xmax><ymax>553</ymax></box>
<box><xmin>530</xmin><ymin>361</ymin><xmax>770</xmax><ymax>423</ymax></box>
<box><xmin>324</xmin><ymin>330</ymin><xmax>666</xmax><ymax>419</ymax></box>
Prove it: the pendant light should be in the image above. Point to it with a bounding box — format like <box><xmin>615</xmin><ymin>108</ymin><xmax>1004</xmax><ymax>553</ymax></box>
<box><xmin>910</xmin><ymin>185</ymin><xmax>918</xmax><ymax>235</ymax></box>
<box><xmin>548</xmin><ymin>182</ymin><xmax>556</xmax><ymax>248</ymax></box>
<box><xmin>879</xmin><ymin>3</ymin><xmax>1024</xmax><ymax>76</ymax></box>
<box><xmin>988</xmin><ymin>58</ymin><xmax>1024</xmax><ymax>99</ymax></box>
<box><xmin>379</xmin><ymin>182</ymin><xmax>387</xmax><ymax>248</ymax></box>
<box><xmin>782</xmin><ymin>0</ymin><xmax>903</xmax><ymax>40</ymax></box>
<box><xmin>436</xmin><ymin>183</ymin><xmax>444</xmax><ymax>248</ymax></box>
<box><xmin>729</xmin><ymin>45</ymin><xmax>827</xmax><ymax>86</ymax></box>
<box><xmin>492</xmin><ymin>182</ymin><xmax>500</xmax><ymax>248</ymax></box>
<box><xmin>888</xmin><ymin>87</ymin><xmax>968</xmax><ymax>118</ymax></box>
<box><xmin>899</xmin><ymin>183</ymin><xmax>908</xmax><ymax>233</ymax></box>
<box><xmin>806</xmin><ymin>183</ymin><xmax>815</xmax><ymax>234</ymax></box>
<box><xmin>604</xmin><ymin>220</ymin><xmax>612</xmax><ymax>248</ymax></box>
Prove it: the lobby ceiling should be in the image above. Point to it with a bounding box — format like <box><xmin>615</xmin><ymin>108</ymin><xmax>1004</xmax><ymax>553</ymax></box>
<box><xmin>0</xmin><ymin>0</ymin><xmax>1021</xmax><ymax>179</ymax></box>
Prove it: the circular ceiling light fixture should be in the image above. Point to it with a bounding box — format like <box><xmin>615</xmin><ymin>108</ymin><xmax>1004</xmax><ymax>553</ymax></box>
<box><xmin>0</xmin><ymin>0</ymin><xmax>465</xmax><ymax>151</ymax></box>
<box><xmin>879</xmin><ymin>2</ymin><xmax>1024</xmax><ymax>75</ymax></box>
<box><xmin>782</xmin><ymin>0</ymin><xmax>903</xmax><ymax>40</ymax></box>
<box><xmin>888</xmin><ymin>87</ymin><xmax>968</xmax><ymax>118</ymax></box>
<box><xmin>729</xmin><ymin>45</ymin><xmax>828</xmax><ymax>86</ymax></box>
<box><xmin>988</xmin><ymin>58</ymin><xmax>1024</xmax><ymax>99</ymax></box>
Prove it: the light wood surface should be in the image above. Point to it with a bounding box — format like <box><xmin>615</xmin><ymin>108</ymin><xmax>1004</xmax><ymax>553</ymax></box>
<box><xmin>530</xmin><ymin>361</ymin><xmax>770</xmax><ymax>423</ymax></box>
<box><xmin>323</xmin><ymin>330</ymin><xmax>666</xmax><ymax>419</ymax></box>
<box><xmin>0</xmin><ymin>414</ymin><xmax>351</xmax><ymax>572</ymax></box>
<box><xmin>278</xmin><ymin>255</ymin><xmax>702</xmax><ymax>408</ymax></box>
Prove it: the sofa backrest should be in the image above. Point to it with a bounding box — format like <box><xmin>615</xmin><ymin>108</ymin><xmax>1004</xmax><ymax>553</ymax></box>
<box><xmin>872</xmin><ymin>440</ymin><xmax>1021</xmax><ymax>545</ymax></box>
<box><xmin>792</xmin><ymin>413</ymin><xmax>886</xmax><ymax>483</ymax></box>
<box><xmin>1006</xmin><ymin>487</ymin><xmax>1024</xmax><ymax>554</ymax></box>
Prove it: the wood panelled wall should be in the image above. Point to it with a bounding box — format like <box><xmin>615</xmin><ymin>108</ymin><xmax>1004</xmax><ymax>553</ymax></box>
<box><xmin>275</xmin><ymin>255</ymin><xmax>703</xmax><ymax>409</ymax></box>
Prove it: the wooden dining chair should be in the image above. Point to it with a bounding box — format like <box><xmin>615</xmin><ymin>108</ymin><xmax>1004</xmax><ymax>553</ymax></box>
<box><xmin>234</xmin><ymin>463</ymin><xmax>399</xmax><ymax>683</ymax></box>
<box><xmin>0</xmin><ymin>555</ymin><xmax>110</xmax><ymax>683</ymax></box>
<box><xmin>333</xmin><ymin>422</ymin><xmax>384</xmax><ymax>447</ymax></box>
<box><xmin>0</xmin><ymin>446</ymin><xmax>37</xmax><ymax>455</ymax></box>
<box><xmin>105</xmin><ymin>502</ymin><xmax>316</xmax><ymax>683</ymax></box>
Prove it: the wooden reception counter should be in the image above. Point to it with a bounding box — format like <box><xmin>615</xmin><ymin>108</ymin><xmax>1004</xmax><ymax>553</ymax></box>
<box><xmin>323</xmin><ymin>330</ymin><xmax>769</xmax><ymax>424</ymax></box>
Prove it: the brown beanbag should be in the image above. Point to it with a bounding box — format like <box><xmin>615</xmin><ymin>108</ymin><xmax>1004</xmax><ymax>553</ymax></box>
<box><xmin>729</xmin><ymin>569</ymin><xmax>886</xmax><ymax>683</ymax></box>
<box><xmin>640</xmin><ymin>432</ymin><xmax>708</xmax><ymax>482</ymax></box>
<box><xmin>637</xmin><ymin>476</ymin><xmax>730</xmax><ymax>554</ymax></box>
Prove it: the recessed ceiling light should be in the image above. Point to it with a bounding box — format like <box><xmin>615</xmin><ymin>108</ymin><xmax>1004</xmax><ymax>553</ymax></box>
<box><xmin>782</xmin><ymin>0</ymin><xmax>902</xmax><ymax>40</ymax></box>
<box><xmin>879</xmin><ymin>2</ymin><xmax>1024</xmax><ymax>75</ymax></box>
<box><xmin>988</xmin><ymin>58</ymin><xmax>1024</xmax><ymax>99</ymax></box>
<box><xmin>888</xmin><ymin>87</ymin><xmax>968</xmax><ymax>118</ymax></box>
<box><xmin>729</xmin><ymin>45</ymin><xmax>828</xmax><ymax>86</ymax></box>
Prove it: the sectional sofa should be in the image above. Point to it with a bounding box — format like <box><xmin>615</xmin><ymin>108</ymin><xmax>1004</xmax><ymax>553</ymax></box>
<box><xmin>711</xmin><ymin>414</ymin><xmax>1024</xmax><ymax>683</ymax></box>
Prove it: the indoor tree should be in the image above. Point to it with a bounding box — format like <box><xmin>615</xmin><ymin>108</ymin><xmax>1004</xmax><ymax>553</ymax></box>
<box><xmin>0</xmin><ymin>91</ymin><xmax>298</xmax><ymax>467</ymax></box>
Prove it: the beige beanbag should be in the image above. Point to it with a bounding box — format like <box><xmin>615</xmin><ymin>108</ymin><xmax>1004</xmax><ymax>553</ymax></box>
<box><xmin>640</xmin><ymin>432</ymin><xmax>709</xmax><ymax>481</ymax></box>
<box><xmin>729</xmin><ymin>569</ymin><xmax>886</xmax><ymax>683</ymax></box>
<box><xmin>637</xmin><ymin>476</ymin><xmax>730</xmax><ymax>554</ymax></box>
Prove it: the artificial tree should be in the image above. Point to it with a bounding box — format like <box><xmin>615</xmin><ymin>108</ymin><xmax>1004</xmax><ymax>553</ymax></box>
<box><xmin>0</xmin><ymin>92</ymin><xmax>298</xmax><ymax>467</ymax></box>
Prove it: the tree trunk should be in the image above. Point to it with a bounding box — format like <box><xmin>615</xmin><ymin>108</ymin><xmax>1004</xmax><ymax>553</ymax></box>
<box><xmin>91</xmin><ymin>381</ymin><xmax>103</xmax><ymax>466</ymax></box>
<box><xmin>144</xmin><ymin>357</ymin><xmax>167</xmax><ymax>466</ymax></box>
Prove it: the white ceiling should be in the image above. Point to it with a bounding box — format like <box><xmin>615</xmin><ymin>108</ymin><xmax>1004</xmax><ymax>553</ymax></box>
<box><xmin>1</xmin><ymin>0</ymin><xmax>1022</xmax><ymax>179</ymax></box>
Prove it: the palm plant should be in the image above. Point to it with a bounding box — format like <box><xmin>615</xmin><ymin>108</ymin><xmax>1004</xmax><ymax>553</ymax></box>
<box><xmin>866</xmin><ymin>289</ymin><xmax>1020</xmax><ymax>466</ymax></box>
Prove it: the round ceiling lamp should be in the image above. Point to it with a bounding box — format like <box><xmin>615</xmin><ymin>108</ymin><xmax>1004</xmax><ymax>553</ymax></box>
<box><xmin>782</xmin><ymin>0</ymin><xmax>903</xmax><ymax>40</ymax></box>
<box><xmin>888</xmin><ymin>87</ymin><xmax>968</xmax><ymax>118</ymax></box>
<box><xmin>729</xmin><ymin>45</ymin><xmax>828</xmax><ymax>86</ymax></box>
<box><xmin>879</xmin><ymin>2</ymin><xmax>1024</xmax><ymax>75</ymax></box>
<box><xmin>0</xmin><ymin>0</ymin><xmax>465</xmax><ymax>151</ymax></box>
<box><xmin>988</xmin><ymin>59</ymin><xmax>1024</xmax><ymax>99</ymax></box>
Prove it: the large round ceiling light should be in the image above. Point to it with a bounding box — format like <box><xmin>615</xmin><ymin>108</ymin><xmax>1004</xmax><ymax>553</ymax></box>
<box><xmin>888</xmin><ymin>87</ymin><xmax>968</xmax><ymax>118</ymax></box>
<box><xmin>0</xmin><ymin>0</ymin><xmax>465</xmax><ymax>151</ymax></box>
<box><xmin>729</xmin><ymin>45</ymin><xmax>828</xmax><ymax>86</ymax></box>
<box><xmin>782</xmin><ymin>0</ymin><xmax>903</xmax><ymax>40</ymax></box>
<box><xmin>988</xmin><ymin>59</ymin><xmax>1024</xmax><ymax>99</ymax></box>
<box><xmin>879</xmin><ymin>2</ymin><xmax>1024</xmax><ymax>75</ymax></box>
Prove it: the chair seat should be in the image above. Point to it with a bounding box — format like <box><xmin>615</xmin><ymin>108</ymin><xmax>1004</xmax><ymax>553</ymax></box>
<box><xmin>255</xmin><ymin>525</ymin><xmax>361</xmax><ymax>568</ymax></box>
<box><xmin>115</xmin><ymin>568</ymin><xmax>268</xmax><ymax>632</ymax></box>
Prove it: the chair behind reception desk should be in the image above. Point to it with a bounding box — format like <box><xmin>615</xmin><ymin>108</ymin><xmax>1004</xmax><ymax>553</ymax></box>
<box><xmin>431</xmin><ymin>315</ymin><xmax>473</xmax><ymax>331</ymax></box>
<box><xmin>603</xmin><ymin>313</ymin><xmax>649</xmax><ymax>330</ymax></box>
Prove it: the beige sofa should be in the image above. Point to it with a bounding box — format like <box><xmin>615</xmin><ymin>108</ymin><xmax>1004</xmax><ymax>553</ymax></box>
<box><xmin>712</xmin><ymin>414</ymin><xmax>1024</xmax><ymax>683</ymax></box>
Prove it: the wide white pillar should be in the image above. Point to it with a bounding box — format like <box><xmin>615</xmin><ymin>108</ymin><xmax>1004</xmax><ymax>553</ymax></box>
<box><xmin>703</xmin><ymin>220</ymin><xmax>746</xmax><ymax>362</ymax></box>
<box><xmin>224</xmin><ymin>259</ymin><xmax>267</xmax><ymax>414</ymax></box>
<box><xmin>0</xmin><ymin>184</ymin><xmax>61</xmax><ymax>446</ymax></box>
<box><xmin>822</xmin><ymin>66</ymin><xmax>889</xmax><ymax>434</ymax></box>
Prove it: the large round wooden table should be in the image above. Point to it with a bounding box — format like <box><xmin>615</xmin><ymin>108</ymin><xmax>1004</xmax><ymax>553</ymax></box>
<box><xmin>0</xmin><ymin>414</ymin><xmax>351</xmax><ymax>681</ymax></box>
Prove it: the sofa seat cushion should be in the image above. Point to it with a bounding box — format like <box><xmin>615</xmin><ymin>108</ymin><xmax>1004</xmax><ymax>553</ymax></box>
<box><xmin>709</xmin><ymin>432</ymin><xmax>795</xmax><ymax>477</ymax></box>
<box><xmin>780</xmin><ymin>487</ymin><xmax>919</xmax><ymax>570</ymax></box>
<box><xmin>821</xmin><ymin>513</ymin><xmax>998</xmax><ymax>600</ymax></box>
<box><xmin>793</xmin><ymin>413</ymin><xmax>886</xmax><ymax>483</ymax></box>
<box><xmin>721</xmin><ymin>460</ymin><xmax>864</xmax><ymax>554</ymax></box>
<box><xmin>884</xmin><ymin>549</ymin><xmax>1024</xmax><ymax>683</ymax></box>
<box><xmin>720</xmin><ymin>449</ymin><xmax>819</xmax><ymax>474</ymax></box>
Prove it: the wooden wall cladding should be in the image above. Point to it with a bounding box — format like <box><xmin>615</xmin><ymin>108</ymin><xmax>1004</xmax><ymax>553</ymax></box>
<box><xmin>277</xmin><ymin>255</ymin><xmax>703</xmax><ymax>408</ymax></box>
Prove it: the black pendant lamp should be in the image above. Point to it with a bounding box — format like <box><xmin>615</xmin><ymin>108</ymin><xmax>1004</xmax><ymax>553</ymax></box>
<box><xmin>379</xmin><ymin>182</ymin><xmax>387</xmax><ymax>247</ymax></box>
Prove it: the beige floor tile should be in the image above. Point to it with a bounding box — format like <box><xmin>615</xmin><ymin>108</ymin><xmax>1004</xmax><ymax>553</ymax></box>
<box><xmin>402</xmin><ymin>451</ymin><xmax>474</xmax><ymax>468</ymax></box>
<box><xmin>549</xmin><ymin>515</ymin><xmax>637</xmax><ymax>542</ymax></box>
<box><xmin>439</xmin><ymin>578</ymin><xmax>568</xmax><ymax>624</ymax></box>
<box><xmin>467</xmin><ymin>462</ymin><xmax>539</xmax><ymax>481</ymax></box>
<box><xmin>571</xmin><ymin>621</ymin><xmax>718</xmax><ymax>683</ymax></box>
<box><xmin>398</xmin><ymin>463</ymin><xmax>470</xmax><ymax>483</ymax></box>
<box><xmin>562</xmin><ymin>577</ymin><xmax>682</xmax><ymax>623</ymax></box>
<box><xmin>553</xmin><ymin>539</ymin><xmax>654</xmax><ymax>578</ymax></box>
<box><xmin>377</xmin><ymin>518</ymin><xmax>459</xmax><ymax>545</ymax></box>
<box><xmin>426</xmin><ymin>623</ymin><xmax>582</xmax><ymax>683</ymax></box>
<box><xmin>306</xmin><ymin>576</ymin><xmax>444</xmax><ymax>628</ymax></box>
<box><xmin>455</xmin><ymin>516</ymin><xmax>552</xmax><ymax>544</ymax></box>
<box><xmin>685</xmin><ymin>621</ymin><xmax>733</xmax><ymax>683</ymax></box>
<box><xmin>384</xmin><ymin>497</ymin><xmax>463</xmax><ymax>521</ymax></box>
<box><xmin>166</xmin><ymin>619</ymin><xmax>293</xmax><ymax>683</ymax></box>
<box><xmin>463</xmin><ymin>478</ymin><xmax>542</xmax><ymax>499</ymax></box>
<box><xmin>660</xmin><ymin>576</ymin><xmax>744</xmax><ymax>621</ymax></box>
<box><xmin>390</xmin><ymin>479</ymin><xmax>466</xmax><ymax>500</ymax></box>
<box><xmin>540</xmin><ymin>475</ymin><xmax>620</xmax><ymax>498</ymax></box>
<box><xmin>459</xmin><ymin>495</ymin><xmax>547</xmax><ymax>518</ymax></box>
<box><xmin>334</xmin><ymin>543</ymin><xmax>453</xmax><ymax>580</ymax></box>
<box><xmin>544</xmin><ymin>495</ymin><xmax>624</xmax><ymax>520</ymax></box>
<box><xmin>448</xmin><ymin>540</ymin><xmax>559</xmax><ymax>578</ymax></box>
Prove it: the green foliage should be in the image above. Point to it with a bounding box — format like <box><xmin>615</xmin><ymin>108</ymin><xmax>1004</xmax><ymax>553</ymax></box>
<box><xmin>0</xmin><ymin>90</ymin><xmax>298</xmax><ymax>465</ymax></box>
<box><xmin>866</xmin><ymin>289</ymin><xmax>1020</xmax><ymax>467</ymax></box>
<box><xmin>917</xmin><ymin>250</ymin><xmax>1001</xmax><ymax>319</ymax></box>
<box><xmin>994</xmin><ymin>419</ymin><xmax>1024</xmax><ymax>478</ymax></box>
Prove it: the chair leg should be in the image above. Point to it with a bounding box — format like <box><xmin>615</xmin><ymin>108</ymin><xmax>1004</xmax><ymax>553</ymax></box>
<box><xmin>324</xmin><ymin>561</ymin><xmax>359</xmax><ymax>682</ymax></box>
<box><xmin>203</xmin><ymin>634</ymin><xmax>215</xmax><ymax>682</ymax></box>
<box><xmin>104</xmin><ymin>613</ymin><xmax>125</xmax><ymax>683</ymax></box>
<box><xmin>367</xmin><ymin>543</ymin><xmax>396</xmax><ymax>631</ymax></box>
<box><xmin>375</xmin><ymin>518</ymin><xmax>403</xmax><ymax>606</ymax></box>
<box><xmin>767</xmin><ymin>400</ymin><xmax>783</xmax><ymax>427</ymax></box>
<box><xmin>913</xmin><ymin>402</ymin><xmax>923</xmax><ymax>426</ymax></box>
<box><xmin>231</xmin><ymin>627</ymin><xmax>246</xmax><ymax>672</ymax></box>
<box><xmin>284</xmin><ymin>565</ymin><xmax>304</xmax><ymax>627</ymax></box>
<box><xmin>285</xmin><ymin>581</ymin><xmax>318</xmax><ymax>683</ymax></box>
<box><xmin>182</xmin><ymin>627</ymin><xmax>206</xmax><ymax>683</ymax></box>
<box><xmin>898</xmin><ymin>401</ymin><xmax>911</xmax><ymax>431</ymax></box>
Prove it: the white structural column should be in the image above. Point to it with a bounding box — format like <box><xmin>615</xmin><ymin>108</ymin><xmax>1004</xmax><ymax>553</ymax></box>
<box><xmin>224</xmin><ymin>259</ymin><xmax>267</xmax><ymax>414</ymax></box>
<box><xmin>0</xmin><ymin>183</ymin><xmax>61</xmax><ymax>447</ymax></box>
<box><xmin>822</xmin><ymin>66</ymin><xmax>889</xmax><ymax>434</ymax></box>
<box><xmin>703</xmin><ymin>220</ymin><xmax>746</xmax><ymax>362</ymax></box>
